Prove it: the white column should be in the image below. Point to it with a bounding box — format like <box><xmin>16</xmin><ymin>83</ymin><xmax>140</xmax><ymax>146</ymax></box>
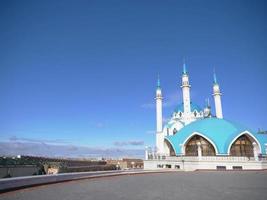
<box><xmin>213</xmin><ymin>84</ymin><xmax>223</xmax><ymax>119</ymax></box>
<box><xmin>181</xmin><ymin>74</ymin><xmax>191</xmax><ymax>123</ymax></box>
<box><xmin>253</xmin><ymin>142</ymin><xmax>258</xmax><ymax>161</ymax></box>
<box><xmin>145</xmin><ymin>146</ymin><xmax>148</xmax><ymax>160</ymax></box>
<box><xmin>265</xmin><ymin>144</ymin><xmax>267</xmax><ymax>155</ymax></box>
<box><xmin>156</xmin><ymin>84</ymin><xmax>164</xmax><ymax>154</ymax></box>
<box><xmin>153</xmin><ymin>148</ymin><xmax>157</xmax><ymax>159</ymax></box>
<box><xmin>182</xmin><ymin>74</ymin><xmax>191</xmax><ymax>114</ymax></box>
<box><xmin>197</xmin><ymin>142</ymin><xmax>202</xmax><ymax>160</ymax></box>
<box><xmin>180</xmin><ymin>144</ymin><xmax>184</xmax><ymax>155</ymax></box>
<box><xmin>156</xmin><ymin>90</ymin><xmax>163</xmax><ymax>132</ymax></box>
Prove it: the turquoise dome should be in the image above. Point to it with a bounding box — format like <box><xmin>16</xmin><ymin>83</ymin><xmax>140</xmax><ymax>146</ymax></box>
<box><xmin>174</xmin><ymin>102</ymin><xmax>202</xmax><ymax>113</ymax></box>
<box><xmin>165</xmin><ymin>118</ymin><xmax>267</xmax><ymax>155</ymax></box>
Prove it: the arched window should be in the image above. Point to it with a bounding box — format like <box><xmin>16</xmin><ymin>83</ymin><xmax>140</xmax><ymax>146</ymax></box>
<box><xmin>185</xmin><ymin>135</ymin><xmax>216</xmax><ymax>156</ymax></box>
<box><xmin>230</xmin><ymin>135</ymin><xmax>253</xmax><ymax>157</ymax></box>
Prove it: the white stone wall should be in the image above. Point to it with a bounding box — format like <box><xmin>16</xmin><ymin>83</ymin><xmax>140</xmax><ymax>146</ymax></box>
<box><xmin>144</xmin><ymin>159</ymin><xmax>267</xmax><ymax>171</ymax></box>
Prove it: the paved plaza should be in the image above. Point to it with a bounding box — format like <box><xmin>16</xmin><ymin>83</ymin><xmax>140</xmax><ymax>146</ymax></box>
<box><xmin>0</xmin><ymin>171</ymin><xmax>267</xmax><ymax>200</ymax></box>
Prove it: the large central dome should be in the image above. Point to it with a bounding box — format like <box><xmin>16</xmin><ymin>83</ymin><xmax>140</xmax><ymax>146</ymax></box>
<box><xmin>165</xmin><ymin>118</ymin><xmax>266</xmax><ymax>155</ymax></box>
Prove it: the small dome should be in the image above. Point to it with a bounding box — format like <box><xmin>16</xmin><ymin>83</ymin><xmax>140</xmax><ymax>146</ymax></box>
<box><xmin>174</xmin><ymin>102</ymin><xmax>202</xmax><ymax>113</ymax></box>
<box><xmin>203</xmin><ymin>107</ymin><xmax>211</xmax><ymax>117</ymax></box>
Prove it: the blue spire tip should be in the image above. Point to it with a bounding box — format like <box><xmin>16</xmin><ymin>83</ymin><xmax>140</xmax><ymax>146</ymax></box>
<box><xmin>183</xmin><ymin>63</ymin><xmax>187</xmax><ymax>75</ymax></box>
<box><xmin>157</xmin><ymin>75</ymin><xmax>161</xmax><ymax>88</ymax></box>
<box><xmin>206</xmin><ymin>98</ymin><xmax>210</xmax><ymax>107</ymax></box>
<box><xmin>213</xmin><ymin>71</ymin><xmax>217</xmax><ymax>84</ymax></box>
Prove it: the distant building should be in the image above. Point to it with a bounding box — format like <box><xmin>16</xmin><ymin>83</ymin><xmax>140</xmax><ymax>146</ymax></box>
<box><xmin>107</xmin><ymin>158</ymin><xmax>143</xmax><ymax>169</ymax></box>
<box><xmin>144</xmin><ymin>63</ymin><xmax>267</xmax><ymax>170</ymax></box>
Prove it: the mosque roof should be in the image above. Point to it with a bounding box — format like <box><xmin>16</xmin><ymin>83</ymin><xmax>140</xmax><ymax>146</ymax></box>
<box><xmin>174</xmin><ymin>102</ymin><xmax>202</xmax><ymax>113</ymax></box>
<box><xmin>165</xmin><ymin>118</ymin><xmax>267</xmax><ymax>155</ymax></box>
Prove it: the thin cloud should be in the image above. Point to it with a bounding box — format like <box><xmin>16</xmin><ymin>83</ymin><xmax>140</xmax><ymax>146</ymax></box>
<box><xmin>9</xmin><ymin>136</ymin><xmax>69</xmax><ymax>145</ymax></box>
<box><xmin>128</xmin><ymin>141</ymin><xmax>144</xmax><ymax>146</ymax></box>
<box><xmin>113</xmin><ymin>141</ymin><xmax>128</xmax><ymax>146</ymax></box>
<box><xmin>113</xmin><ymin>140</ymin><xmax>144</xmax><ymax>147</ymax></box>
<box><xmin>67</xmin><ymin>145</ymin><xmax>78</xmax><ymax>151</ymax></box>
<box><xmin>0</xmin><ymin>141</ymin><xmax>144</xmax><ymax>159</ymax></box>
<box><xmin>145</xmin><ymin>130</ymin><xmax>155</xmax><ymax>134</ymax></box>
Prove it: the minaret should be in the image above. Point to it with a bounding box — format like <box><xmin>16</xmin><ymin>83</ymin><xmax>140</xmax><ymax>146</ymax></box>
<box><xmin>212</xmin><ymin>72</ymin><xmax>223</xmax><ymax>119</ymax></box>
<box><xmin>181</xmin><ymin>62</ymin><xmax>191</xmax><ymax>121</ymax></box>
<box><xmin>155</xmin><ymin>76</ymin><xmax>163</xmax><ymax>154</ymax></box>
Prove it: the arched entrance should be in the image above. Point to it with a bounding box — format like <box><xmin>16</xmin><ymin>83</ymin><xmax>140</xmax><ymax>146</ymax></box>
<box><xmin>164</xmin><ymin>139</ymin><xmax>176</xmax><ymax>156</ymax></box>
<box><xmin>230</xmin><ymin>135</ymin><xmax>254</xmax><ymax>157</ymax></box>
<box><xmin>185</xmin><ymin>135</ymin><xmax>216</xmax><ymax>156</ymax></box>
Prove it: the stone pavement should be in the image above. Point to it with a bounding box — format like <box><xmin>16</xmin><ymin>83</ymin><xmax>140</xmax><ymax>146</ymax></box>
<box><xmin>0</xmin><ymin>171</ymin><xmax>267</xmax><ymax>200</ymax></box>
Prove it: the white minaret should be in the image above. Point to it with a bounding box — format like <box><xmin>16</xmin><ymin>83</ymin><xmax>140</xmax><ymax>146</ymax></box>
<box><xmin>155</xmin><ymin>76</ymin><xmax>164</xmax><ymax>154</ymax></box>
<box><xmin>181</xmin><ymin>63</ymin><xmax>191</xmax><ymax>122</ymax></box>
<box><xmin>212</xmin><ymin>72</ymin><xmax>223</xmax><ymax>119</ymax></box>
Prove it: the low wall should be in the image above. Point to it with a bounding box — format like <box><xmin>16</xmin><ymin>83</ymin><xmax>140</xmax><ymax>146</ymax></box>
<box><xmin>0</xmin><ymin>170</ymin><xmax>168</xmax><ymax>193</ymax></box>
<box><xmin>0</xmin><ymin>166</ymin><xmax>39</xmax><ymax>178</ymax></box>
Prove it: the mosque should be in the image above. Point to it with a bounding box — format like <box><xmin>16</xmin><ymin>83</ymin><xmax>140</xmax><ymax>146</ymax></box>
<box><xmin>144</xmin><ymin>64</ymin><xmax>267</xmax><ymax>170</ymax></box>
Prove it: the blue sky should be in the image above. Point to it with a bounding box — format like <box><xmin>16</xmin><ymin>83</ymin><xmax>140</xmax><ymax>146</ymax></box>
<box><xmin>0</xmin><ymin>0</ymin><xmax>266</xmax><ymax>158</ymax></box>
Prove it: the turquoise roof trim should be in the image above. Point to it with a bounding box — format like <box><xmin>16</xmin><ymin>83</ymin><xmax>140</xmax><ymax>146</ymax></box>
<box><xmin>174</xmin><ymin>102</ymin><xmax>202</xmax><ymax>113</ymax></box>
<box><xmin>254</xmin><ymin>133</ymin><xmax>267</xmax><ymax>153</ymax></box>
<box><xmin>165</xmin><ymin>118</ymin><xmax>267</xmax><ymax>155</ymax></box>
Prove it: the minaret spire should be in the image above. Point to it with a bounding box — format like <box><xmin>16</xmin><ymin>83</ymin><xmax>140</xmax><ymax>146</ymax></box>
<box><xmin>181</xmin><ymin>60</ymin><xmax>191</xmax><ymax>124</ymax></box>
<box><xmin>183</xmin><ymin>58</ymin><xmax>187</xmax><ymax>75</ymax></box>
<box><xmin>206</xmin><ymin>98</ymin><xmax>210</xmax><ymax>107</ymax></box>
<box><xmin>212</xmin><ymin>71</ymin><xmax>223</xmax><ymax>119</ymax></box>
<box><xmin>213</xmin><ymin>69</ymin><xmax>217</xmax><ymax>84</ymax></box>
<box><xmin>157</xmin><ymin>74</ymin><xmax>161</xmax><ymax>88</ymax></box>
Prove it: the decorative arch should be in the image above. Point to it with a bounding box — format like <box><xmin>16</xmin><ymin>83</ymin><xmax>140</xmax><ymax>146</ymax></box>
<box><xmin>164</xmin><ymin>138</ymin><xmax>176</xmax><ymax>156</ymax></box>
<box><xmin>182</xmin><ymin>132</ymin><xmax>219</xmax><ymax>155</ymax></box>
<box><xmin>227</xmin><ymin>131</ymin><xmax>262</xmax><ymax>155</ymax></box>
